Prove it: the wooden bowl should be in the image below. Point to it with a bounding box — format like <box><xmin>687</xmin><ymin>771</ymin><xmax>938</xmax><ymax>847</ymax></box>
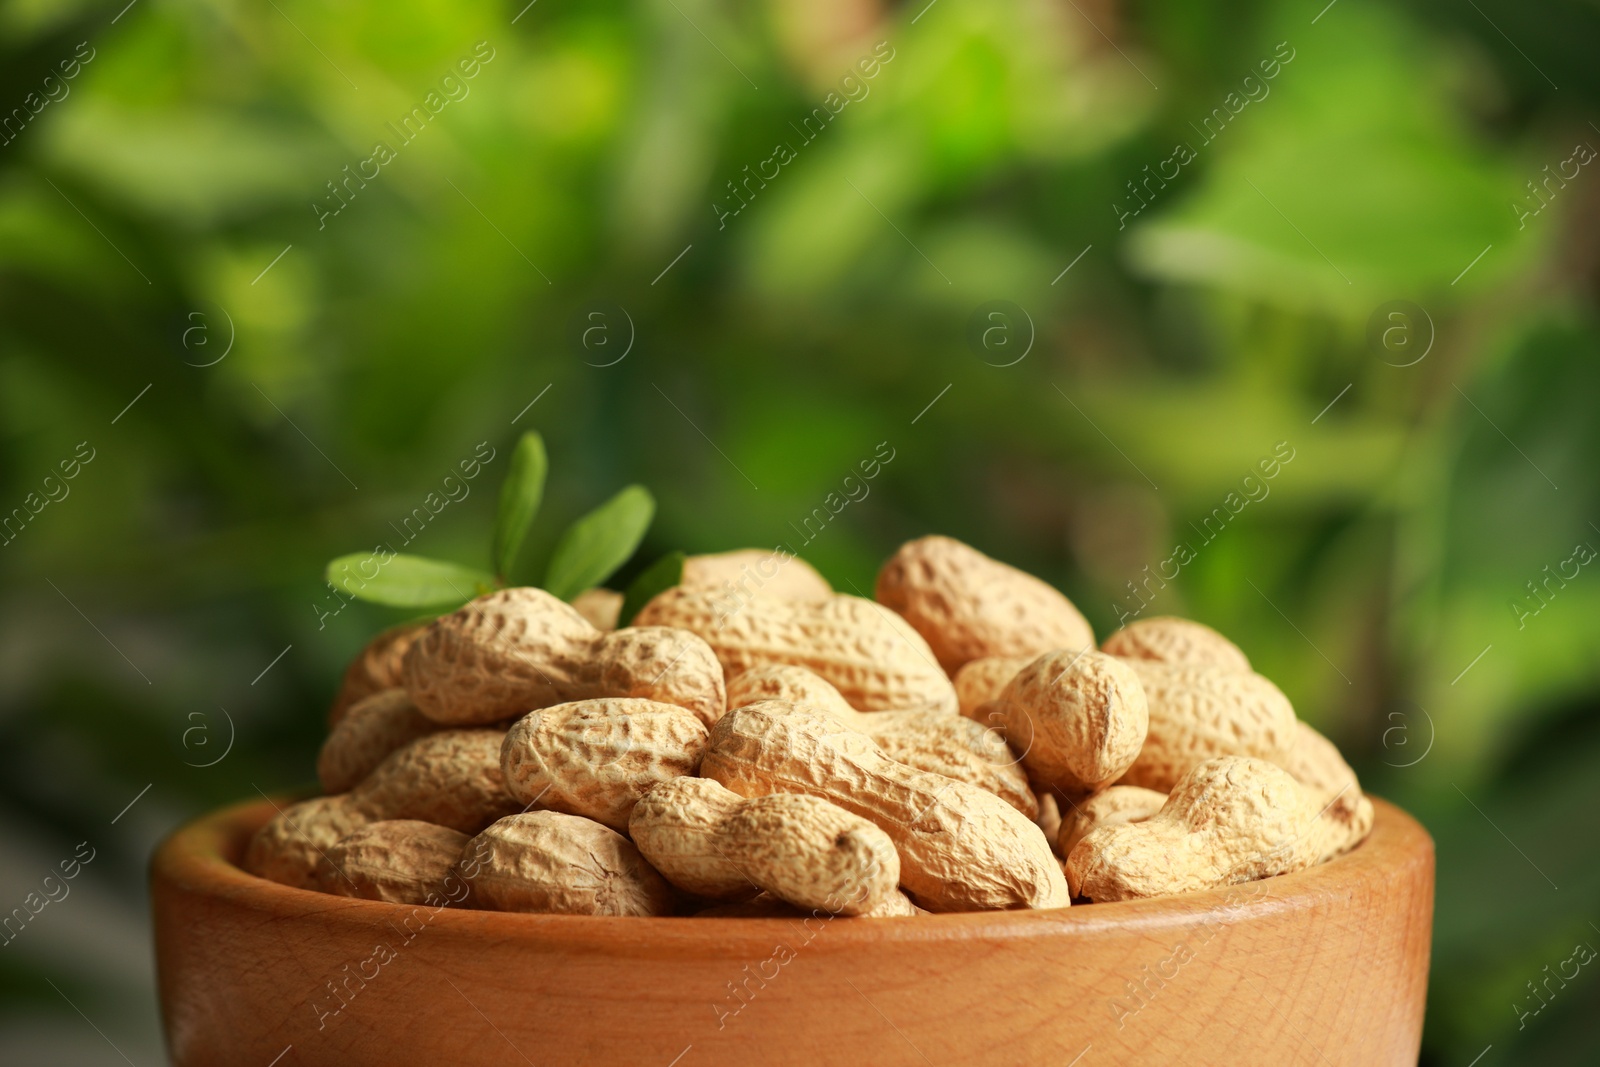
<box><xmin>153</xmin><ymin>796</ymin><xmax>1433</xmax><ymax>1066</ymax></box>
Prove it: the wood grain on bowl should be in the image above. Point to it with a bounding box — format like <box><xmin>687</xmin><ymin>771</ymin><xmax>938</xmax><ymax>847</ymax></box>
<box><xmin>153</xmin><ymin>797</ymin><xmax>1432</xmax><ymax>1067</ymax></box>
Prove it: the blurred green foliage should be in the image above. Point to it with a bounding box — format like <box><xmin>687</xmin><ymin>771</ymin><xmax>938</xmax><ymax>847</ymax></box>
<box><xmin>1</xmin><ymin>0</ymin><xmax>1597</xmax><ymax>1061</ymax></box>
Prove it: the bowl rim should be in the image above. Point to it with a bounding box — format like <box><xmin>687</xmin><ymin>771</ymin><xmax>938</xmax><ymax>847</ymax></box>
<box><xmin>153</xmin><ymin>793</ymin><xmax>1432</xmax><ymax>957</ymax></box>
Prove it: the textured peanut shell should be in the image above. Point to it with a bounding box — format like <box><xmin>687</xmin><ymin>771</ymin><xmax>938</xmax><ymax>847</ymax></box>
<box><xmin>1100</xmin><ymin>616</ymin><xmax>1250</xmax><ymax>671</ymax></box>
<box><xmin>726</xmin><ymin>666</ymin><xmax>1035</xmax><ymax>814</ymax></box>
<box><xmin>726</xmin><ymin>664</ymin><xmax>858</xmax><ymax>718</ymax></box>
<box><xmin>353</xmin><ymin>729</ymin><xmax>522</xmax><ymax>834</ymax></box>
<box><xmin>629</xmin><ymin>777</ymin><xmax>900</xmax><ymax>915</ymax></box>
<box><xmin>572</xmin><ymin>588</ymin><xmax>624</xmax><ymax>631</ymax></box>
<box><xmin>500</xmin><ymin>698</ymin><xmax>709</xmax><ymax>832</ymax></box>
<box><xmin>702</xmin><ymin>702</ymin><xmax>1069</xmax><ymax>912</ymax></box>
<box><xmin>628</xmin><ymin>776</ymin><xmax>755</xmax><ymax>900</ymax></box>
<box><xmin>243</xmin><ymin>795</ymin><xmax>371</xmax><ymax>892</ymax></box>
<box><xmin>317</xmin><ymin>820</ymin><xmax>472</xmax><ymax>906</ymax></box>
<box><xmin>1066</xmin><ymin>757</ymin><xmax>1337</xmax><ymax>901</ymax></box>
<box><xmin>329</xmin><ymin>623</ymin><xmax>424</xmax><ymax>726</ymax></box>
<box><xmin>634</xmin><ymin>588</ymin><xmax>957</xmax><ymax>714</ymax></box>
<box><xmin>402</xmin><ymin>588</ymin><xmax>724</xmax><ymax>726</ymax></box>
<box><xmin>460</xmin><ymin>812</ymin><xmax>675</xmax><ymax>916</ymax></box>
<box><xmin>317</xmin><ymin>688</ymin><xmax>436</xmax><ymax>794</ymax></box>
<box><xmin>725</xmin><ymin>793</ymin><xmax>900</xmax><ymax>915</ymax></box>
<box><xmin>403</xmin><ymin>588</ymin><xmax>598</xmax><ymax>724</ymax></box>
<box><xmin>1057</xmin><ymin>785</ymin><xmax>1167</xmax><ymax>859</ymax></box>
<box><xmin>583</xmin><ymin>627</ymin><xmax>726</xmax><ymax>727</ymax></box>
<box><xmin>992</xmin><ymin>651</ymin><xmax>1149</xmax><ymax>796</ymax></box>
<box><xmin>1117</xmin><ymin>661</ymin><xmax>1297</xmax><ymax>792</ymax></box>
<box><xmin>874</xmin><ymin>536</ymin><xmax>1094</xmax><ymax>673</ymax></box>
<box><xmin>1273</xmin><ymin>720</ymin><xmax>1374</xmax><ymax>857</ymax></box>
<box><xmin>863</xmin><ymin>710</ymin><xmax>1038</xmax><ymax>819</ymax></box>
<box><xmin>954</xmin><ymin>656</ymin><xmax>1032</xmax><ymax>717</ymax></box>
<box><xmin>681</xmin><ymin>549</ymin><xmax>832</xmax><ymax>601</ymax></box>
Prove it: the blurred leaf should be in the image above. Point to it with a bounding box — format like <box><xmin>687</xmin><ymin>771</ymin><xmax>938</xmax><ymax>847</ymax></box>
<box><xmin>543</xmin><ymin>485</ymin><xmax>656</xmax><ymax>601</ymax></box>
<box><xmin>619</xmin><ymin>550</ymin><xmax>685</xmax><ymax>626</ymax></box>
<box><xmin>325</xmin><ymin>554</ymin><xmax>494</xmax><ymax>608</ymax></box>
<box><xmin>492</xmin><ymin>431</ymin><xmax>548</xmax><ymax>583</ymax></box>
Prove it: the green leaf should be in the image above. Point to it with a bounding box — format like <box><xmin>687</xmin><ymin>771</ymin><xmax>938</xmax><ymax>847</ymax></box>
<box><xmin>542</xmin><ymin>485</ymin><xmax>656</xmax><ymax>601</ymax></box>
<box><xmin>618</xmin><ymin>550</ymin><xmax>685</xmax><ymax>626</ymax></box>
<box><xmin>325</xmin><ymin>553</ymin><xmax>495</xmax><ymax>609</ymax></box>
<box><xmin>492</xmin><ymin>431</ymin><xmax>548</xmax><ymax>583</ymax></box>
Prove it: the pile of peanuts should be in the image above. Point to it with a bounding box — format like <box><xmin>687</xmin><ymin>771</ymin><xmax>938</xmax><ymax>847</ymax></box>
<box><xmin>246</xmin><ymin>538</ymin><xmax>1374</xmax><ymax>917</ymax></box>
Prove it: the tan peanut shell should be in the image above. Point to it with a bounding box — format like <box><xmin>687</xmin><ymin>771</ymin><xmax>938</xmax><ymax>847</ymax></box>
<box><xmin>500</xmin><ymin>698</ymin><xmax>709</xmax><ymax>832</ymax></box>
<box><xmin>1100</xmin><ymin>616</ymin><xmax>1250</xmax><ymax>671</ymax></box>
<box><xmin>1117</xmin><ymin>661</ymin><xmax>1297</xmax><ymax>792</ymax></box>
<box><xmin>317</xmin><ymin>820</ymin><xmax>472</xmax><ymax>906</ymax></box>
<box><xmin>1057</xmin><ymin>785</ymin><xmax>1167</xmax><ymax>859</ymax></box>
<box><xmin>702</xmin><ymin>702</ymin><xmax>1069</xmax><ymax>912</ymax></box>
<box><xmin>402</xmin><ymin>588</ymin><xmax>724</xmax><ymax>726</ymax></box>
<box><xmin>582</xmin><ymin>627</ymin><xmax>726</xmax><ymax>726</ymax></box>
<box><xmin>681</xmin><ymin>549</ymin><xmax>833</xmax><ymax>601</ymax></box>
<box><xmin>572</xmin><ymin>587</ymin><xmax>624</xmax><ymax>630</ymax></box>
<box><xmin>459</xmin><ymin>811</ymin><xmax>676</xmax><ymax>916</ymax></box>
<box><xmin>864</xmin><ymin>710</ymin><xmax>1038</xmax><ymax>819</ymax></box>
<box><xmin>634</xmin><ymin>588</ymin><xmax>957</xmax><ymax>714</ymax></box>
<box><xmin>243</xmin><ymin>795</ymin><xmax>371</xmax><ymax>892</ymax></box>
<box><xmin>726</xmin><ymin>664</ymin><xmax>858</xmax><ymax>717</ymax></box>
<box><xmin>954</xmin><ymin>655</ymin><xmax>1032</xmax><ymax>717</ymax></box>
<box><xmin>992</xmin><ymin>650</ymin><xmax>1149</xmax><ymax>796</ymax></box>
<box><xmin>630</xmin><ymin>776</ymin><xmax>899</xmax><ymax>916</ymax></box>
<box><xmin>353</xmin><ymin>729</ymin><xmax>521</xmax><ymax>834</ymax></box>
<box><xmin>874</xmin><ymin>536</ymin><xmax>1094</xmax><ymax>673</ymax></box>
<box><xmin>727</xmin><ymin>665</ymin><xmax>1035</xmax><ymax>814</ymax></box>
<box><xmin>329</xmin><ymin>623</ymin><xmax>424</xmax><ymax>726</ymax></box>
<box><xmin>317</xmin><ymin>688</ymin><xmax>436</xmax><ymax>794</ymax></box>
<box><xmin>1066</xmin><ymin>757</ymin><xmax>1340</xmax><ymax>901</ymax></box>
<box><xmin>1273</xmin><ymin>720</ymin><xmax>1374</xmax><ymax>855</ymax></box>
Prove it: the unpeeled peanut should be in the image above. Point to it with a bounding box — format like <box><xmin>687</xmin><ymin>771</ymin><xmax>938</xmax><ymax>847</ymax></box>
<box><xmin>459</xmin><ymin>811</ymin><xmax>676</xmax><ymax>916</ymax></box>
<box><xmin>702</xmin><ymin>702</ymin><xmax>1069</xmax><ymax>912</ymax></box>
<box><xmin>329</xmin><ymin>623</ymin><xmax>424</xmax><ymax>726</ymax></box>
<box><xmin>402</xmin><ymin>588</ymin><xmax>725</xmax><ymax>727</ymax></box>
<box><xmin>727</xmin><ymin>665</ymin><xmax>1036</xmax><ymax>815</ymax></box>
<box><xmin>1101</xmin><ymin>616</ymin><xmax>1250</xmax><ymax>671</ymax></box>
<box><xmin>244</xmin><ymin>795</ymin><xmax>371</xmax><ymax>891</ymax></box>
<box><xmin>635</xmin><ymin>588</ymin><xmax>957</xmax><ymax>713</ymax></box>
<box><xmin>1117</xmin><ymin>661</ymin><xmax>1297</xmax><ymax>792</ymax></box>
<box><xmin>630</xmin><ymin>776</ymin><xmax>900</xmax><ymax>916</ymax></box>
<box><xmin>317</xmin><ymin>688</ymin><xmax>436</xmax><ymax>794</ymax></box>
<box><xmin>1056</xmin><ymin>785</ymin><xmax>1167</xmax><ymax>859</ymax></box>
<box><xmin>499</xmin><ymin>698</ymin><xmax>709</xmax><ymax>832</ymax></box>
<box><xmin>572</xmin><ymin>587</ymin><xmax>624</xmax><ymax>630</ymax></box>
<box><xmin>1272</xmin><ymin>720</ymin><xmax>1374</xmax><ymax>856</ymax></box>
<box><xmin>875</xmin><ymin>536</ymin><xmax>1094</xmax><ymax>673</ymax></box>
<box><xmin>990</xmin><ymin>650</ymin><xmax>1149</xmax><ymax>796</ymax></box>
<box><xmin>867</xmin><ymin>711</ymin><xmax>1038</xmax><ymax>819</ymax></box>
<box><xmin>954</xmin><ymin>655</ymin><xmax>1031</xmax><ymax>717</ymax></box>
<box><xmin>1066</xmin><ymin>756</ymin><xmax>1340</xmax><ymax>901</ymax></box>
<box><xmin>353</xmin><ymin>729</ymin><xmax>522</xmax><ymax>834</ymax></box>
<box><xmin>317</xmin><ymin>820</ymin><xmax>472</xmax><ymax>906</ymax></box>
<box><xmin>727</xmin><ymin>664</ymin><xmax>858</xmax><ymax>717</ymax></box>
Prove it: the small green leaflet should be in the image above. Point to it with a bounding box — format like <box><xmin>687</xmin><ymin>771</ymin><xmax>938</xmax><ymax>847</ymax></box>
<box><xmin>619</xmin><ymin>550</ymin><xmax>685</xmax><ymax>626</ymax></box>
<box><xmin>492</xmin><ymin>431</ymin><xmax>548</xmax><ymax>584</ymax></box>
<box><xmin>543</xmin><ymin>485</ymin><xmax>656</xmax><ymax>601</ymax></box>
<box><xmin>325</xmin><ymin>553</ymin><xmax>496</xmax><ymax>608</ymax></box>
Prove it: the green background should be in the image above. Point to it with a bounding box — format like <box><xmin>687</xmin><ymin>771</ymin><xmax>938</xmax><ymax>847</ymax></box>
<box><xmin>1</xmin><ymin>0</ymin><xmax>1597</xmax><ymax>1061</ymax></box>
